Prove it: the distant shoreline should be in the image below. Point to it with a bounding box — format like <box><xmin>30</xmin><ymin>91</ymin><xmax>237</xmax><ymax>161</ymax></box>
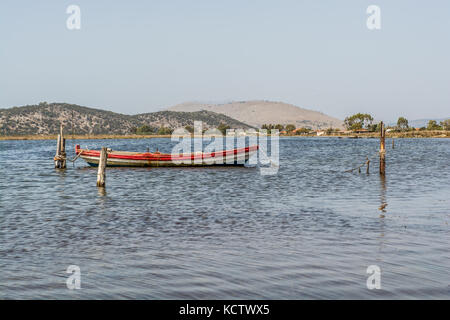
<box><xmin>320</xmin><ymin>130</ymin><xmax>449</xmax><ymax>139</ymax></box>
<box><xmin>1</xmin><ymin>130</ymin><xmax>449</xmax><ymax>141</ymax></box>
<box><xmin>0</xmin><ymin>134</ymin><xmax>173</xmax><ymax>141</ymax></box>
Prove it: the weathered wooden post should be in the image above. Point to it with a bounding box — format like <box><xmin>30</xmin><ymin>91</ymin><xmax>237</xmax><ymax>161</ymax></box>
<box><xmin>54</xmin><ymin>133</ymin><xmax>61</xmax><ymax>168</ymax></box>
<box><xmin>61</xmin><ymin>135</ymin><xmax>66</xmax><ymax>169</ymax></box>
<box><xmin>392</xmin><ymin>138</ymin><xmax>395</xmax><ymax>149</ymax></box>
<box><xmin>97</xmin><ymin>147</ymin><xmax>108</xmax><ymax>187</ymax></box>
<box><xmin>379</xmin><ymin>121</ymin><xmax>386</xmax><ymax>175</ymax></box>
<box><xmin>54</xmin><ymin>124</ymin><xmax>66</xmax><ymax>169</ymax></box>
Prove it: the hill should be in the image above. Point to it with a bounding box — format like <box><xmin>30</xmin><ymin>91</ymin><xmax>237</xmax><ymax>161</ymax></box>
<box><xmin>0</xmin><ymin>102</ymin><xmax>253</xmax><ymax>135</ymax></box>
<box><xmin>168</xmin><ymin>100</ymin><xmax>344</xmax><ymax>129</ymax></box>
<box><xmin>135</xmin><ymin>110</ymin><xmax>252</xmax><ymax>131</ymax></box>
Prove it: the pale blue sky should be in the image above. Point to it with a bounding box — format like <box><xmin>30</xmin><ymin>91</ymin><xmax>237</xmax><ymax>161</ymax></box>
<box><xmin>1</xmin><ymin>0</ymin><xmax>449</xmax><ymax>121</ymax></box>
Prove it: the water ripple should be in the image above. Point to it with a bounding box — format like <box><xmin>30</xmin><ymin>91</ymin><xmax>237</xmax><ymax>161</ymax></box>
<box><xmin>0</xmin><ymin>138</ymin><xmax>449</xmax><ymax>299</ymax></box>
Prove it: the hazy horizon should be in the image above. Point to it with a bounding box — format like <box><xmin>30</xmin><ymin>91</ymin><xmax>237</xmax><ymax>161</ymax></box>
<box><xmin>1</xmin><ymin>0</ymin><xmax>449</xmax><ymax>122</ymax></box>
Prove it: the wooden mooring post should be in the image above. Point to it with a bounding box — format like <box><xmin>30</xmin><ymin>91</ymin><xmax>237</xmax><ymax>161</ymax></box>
<box><xmin>392</xmin><ymin>138</ymin><xmax>395</xmax><ymax>149</ymax></box>
<box><xmin>96</xmin><ymin>147</ymin><xmax>108</xmax><ymax>187</ymax></box>
<box><xmin>54</xmin><ymin>124</ymin><xmax>66</xmax><ymax>169</ymax></box>
<box><xmin>379</xmin><ymin>121</ymin><xmax>386</xmax><ymax>175</ymax></box>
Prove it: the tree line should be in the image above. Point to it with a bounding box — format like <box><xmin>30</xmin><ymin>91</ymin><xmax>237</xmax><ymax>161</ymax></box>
<box><xmin>344</xmin><ymin>113</ymin><xmax>450</xmax><ymax>131</ymax></box>
<box><xmin>130</xmin><ymin>116</ymin><xmax>450</xmax><ymax>136</ymax></box>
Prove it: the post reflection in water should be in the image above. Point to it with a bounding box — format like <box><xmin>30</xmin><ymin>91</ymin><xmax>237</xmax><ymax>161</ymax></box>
<box><xmin>377</xmin><ymin>174</ymin><xmax>388</xmax><ymax>263</ymax></box>
<box><xmin>97</xmin><ymin>186</ymin><xmax>107</xmax><ymax>197</ymax></box>
<box><xmin>379</xmin><ymin>174</ymin><xmax>388</xmax><ymax>218</ymax></box>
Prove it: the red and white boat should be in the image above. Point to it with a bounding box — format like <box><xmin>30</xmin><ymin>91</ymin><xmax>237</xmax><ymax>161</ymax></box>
<box><xmin>75</xmin><ymin>144</ymin><xmax>258</xmax><ymax>167</ymax></box>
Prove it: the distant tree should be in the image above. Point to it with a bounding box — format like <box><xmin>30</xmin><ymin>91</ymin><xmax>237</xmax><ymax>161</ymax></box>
<box><xmin>285</xmin><ymin>124</ymin><xmax>296</xmax><ymax>132</ymax></box>
<box><xmin>344</xmin><ymin>113</ymin><xmax>374</xmax><ymax>131</ymax></box>
<box><xmin>397</xmin><ymin>117</ymin><xmax>409</xmax><ymax>131</ymax></box>
<box><xmin>325</xmin><ymin>127</ymin><xmax>336</xmax><ymax>135</ymax></box>
<box><xmin>261</xmin><ymin>124</ymin><xmax>273</xmax><ymax>134</ymax></box>
<box><xmin>157</xmin><ymin>126</ymin><xmax>173</xmax><ymax>135</ymax></box>
<box><xmin>295</xmin><ymin>127</ymin><xmax>311</xmax><ymax>135</ymax></box>
<box><xmin>440</xmin><ymin>119</ymin><xmax>450</xmax><ymax>130</ymax></box>
<box><xmin>137</xmin><ymin>125</ymin><xmax>155</xmax><ymax>134</ymax></box>
<box><xmin>184</xmin><ymin>125</ymin><xmax>194</xmax><ymax>133</ymax></box>
<box><xmin>367</xmin><ymin>123</ymin><xmax>380</xmax><ymax>132</ymax></box>
<box><xmin>217</xmin><ymin>123</ymin><xmax>230</xmax><ymax>135</ymax></box>
<box><xmin>274</xmin><ymin>124</ymin><xmax>284</xmax><ymax>131</ymax></box>
<box><xmin>427</xmin><ymin>120</ymin><xmax>442</xmax><ymax>130</ymax></box>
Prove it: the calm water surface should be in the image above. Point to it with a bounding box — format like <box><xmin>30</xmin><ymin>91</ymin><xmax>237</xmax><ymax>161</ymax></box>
<box><xmin>0</xmin><ymin>137</ymin><xmax>449</xmax><ymax>299</ymax></box>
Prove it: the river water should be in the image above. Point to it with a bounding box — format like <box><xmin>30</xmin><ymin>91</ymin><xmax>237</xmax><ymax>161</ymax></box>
<box><xmin>0</xmin><ymin>137</ymin><xmax>449</xmax><ymax>299</ymax></box>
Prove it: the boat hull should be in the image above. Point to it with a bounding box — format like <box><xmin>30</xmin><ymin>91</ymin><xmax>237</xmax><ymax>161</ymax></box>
<box><xmin>75</xmin><ymin>145</ymin><xmax>258</xmax><ymax>167</ymax></box>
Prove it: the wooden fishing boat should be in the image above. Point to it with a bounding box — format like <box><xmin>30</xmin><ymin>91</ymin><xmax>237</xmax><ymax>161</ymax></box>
<box><xmin>75</xmin><ymin>144</ymin><xmax>258</xmax><ymax>167</ymax></box>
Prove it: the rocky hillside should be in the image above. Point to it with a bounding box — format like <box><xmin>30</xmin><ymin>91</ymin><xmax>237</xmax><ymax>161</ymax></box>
<box><xmin>168</xmin><ymin>100</ymin><xmax>344</xmax><ymax>129</ymax></box>
<box><xmin>0</xmin><ymin>103</ymin><xmax>253</xmax><ymax>135</ymax></box>
<box><xmin>135</xmin><ymin>110</ymin><xmax>252</xmax><ymax>131</ymax></box>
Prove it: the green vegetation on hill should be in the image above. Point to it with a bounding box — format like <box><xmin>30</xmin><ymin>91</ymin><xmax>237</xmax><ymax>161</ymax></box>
<box><xmin>0</xmin><ymin>102</ymin><xmax>253</xmax><ymax>135</ymax></box>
